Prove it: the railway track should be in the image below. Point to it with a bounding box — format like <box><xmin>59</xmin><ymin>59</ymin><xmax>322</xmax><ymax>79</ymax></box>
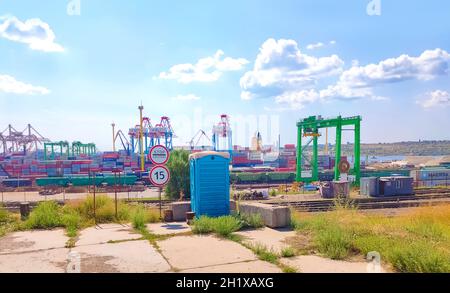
<box><xmin>3</xmin><ymin>191</ymin><xmax>450</xmax><ymax>213</ymax></box>
<box><xmin>414</xmin><ymin>188</ymin><xmax>450</xmax><ymax>195</ymax></box>
<box><xmin>269</xmin><ymin>193</ymin><xmax>450</xmax><ymax>212</ymax></box>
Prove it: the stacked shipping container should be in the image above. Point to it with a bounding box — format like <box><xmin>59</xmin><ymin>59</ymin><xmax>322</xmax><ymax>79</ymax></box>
<box><xmin>410</xmin><ymin>168</ymin><xmax>450</xmax><ymax>187</ymax></box>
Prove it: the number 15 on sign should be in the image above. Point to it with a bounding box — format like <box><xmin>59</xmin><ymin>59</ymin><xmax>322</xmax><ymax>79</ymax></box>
<box><xmin>149</xmin><ymin>165</ymin><xmax>170</xmax><ymax>187</ymax></box>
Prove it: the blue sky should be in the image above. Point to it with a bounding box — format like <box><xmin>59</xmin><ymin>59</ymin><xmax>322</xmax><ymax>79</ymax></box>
<box><xmin>0</xmin><ymin>0</ymin><xmax>449</xmax><ymax>151</ymax></box>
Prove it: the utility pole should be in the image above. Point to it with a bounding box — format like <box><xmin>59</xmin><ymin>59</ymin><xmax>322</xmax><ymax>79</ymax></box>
<box><xmin>138</xmin><ymin>105</ymin><xmax>145</xmax><ymax>172</ymax></box>
<box><xmin>114</xmin><ymin>171</ymin><xmax>118</xmax><ymax>219</ymax></box>
<box><xmin>112</xmin><ymin>123</ymin><xmax>116</xmax><ymax>152</ymax></box>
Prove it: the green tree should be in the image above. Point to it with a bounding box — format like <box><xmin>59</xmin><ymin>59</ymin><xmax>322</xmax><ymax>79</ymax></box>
<box><xmin>165</xmin><ymin>149</ymin><xmax>190</xmax><ymax>200</ymax></box>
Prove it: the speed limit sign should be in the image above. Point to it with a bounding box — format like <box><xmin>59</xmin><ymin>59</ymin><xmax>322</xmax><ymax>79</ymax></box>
<box><xmin>149</xmin><ymin>165</ymin><xmax>170</xmax><ymax>187</ymax></box>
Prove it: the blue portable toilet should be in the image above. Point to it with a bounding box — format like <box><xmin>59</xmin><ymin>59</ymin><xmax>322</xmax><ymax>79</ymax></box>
<box><xmin>189</xmin><ymin>151</ymin><xmax>230</xmax><ymax>217</ymax></box>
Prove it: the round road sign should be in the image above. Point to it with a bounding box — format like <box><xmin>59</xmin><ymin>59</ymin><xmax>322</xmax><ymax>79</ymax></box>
<box><xmin>148</xmin><ymin>145</ymin><xmax>170</xmax><ymax>165</ymax></box>
<box><xmin>149</xmin><ymin>165</ymin><xmax>170</xmax><ymax>187</ymax></box>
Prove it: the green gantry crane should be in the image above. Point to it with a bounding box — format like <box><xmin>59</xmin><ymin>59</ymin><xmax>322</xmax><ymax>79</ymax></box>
<box><xmin>296</xmin><ymin>115</ymin><xmax>362</xmax><ymax>185</ymax></box>
<box><xmin>44</xmin><ymin>141</ymin><xmax>70</xmax><ymax>160</ymax></box>
<box><xmin>44</xmin><ymin>141</ymin><xmax>96</xmax><ymax>160</ymax></box>
<box><xmin>71</xmin><ymin>141</ymin><xmax>96</xmax><ymax>157</ymax></box>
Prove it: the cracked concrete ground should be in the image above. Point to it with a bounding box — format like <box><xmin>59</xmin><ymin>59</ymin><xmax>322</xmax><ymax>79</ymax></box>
<box><xmin>0</xmin><ymin>222</ymin><xmax>385</xmax><ymax>273</ymax></box>
<box><xmin>73</xmin><ymin>240</ymin><xmax>171</xmax><ymax>273</ymax></box>
<box><xmin>146</xmin><ymin>222</ymin><xmax>191</xmax><ymax>235</ymax></box>
<box><xmin>0</xmin><ymin>225</ymin><xmax>170</xmax><ymax>273</ymax></box>
<box><xmin>235</xmin><ymin>227</ymin><xmax>297</xmax><ymax>254</ymax></box>
<box><xmin>0</xmin><ymin>229</ymin><xmax>69</xmax><ymax>273</ymax></box>
<box><xmin>157</xmin><ymin>235</ymin><xmax>282</xmax><ymax>272</ymax></box>
<box><xmin>76</xmin><ymin>223</ymin><xmax>142</xmax><ymax>246</ymax></box>
<box><xmin>280</xmin><ymin>255</ymin><xmax>388</xmax><ymax>273</ymax></box>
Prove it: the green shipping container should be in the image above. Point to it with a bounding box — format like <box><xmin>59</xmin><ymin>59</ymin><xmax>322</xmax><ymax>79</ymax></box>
<box><xmin>36</xmin><ymin>176</ymin><xmax>138</xmax><ymax>187</ymax></box>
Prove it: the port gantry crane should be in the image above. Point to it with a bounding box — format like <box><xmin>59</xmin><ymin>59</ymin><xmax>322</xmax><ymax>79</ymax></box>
<box><xmin>212</xmin><ymin>114</ymin><xmax>233</xmax><ymax>156</ymax></box>
<box><xmin>43</xmin><ymin>141</ymin><xmax>96</xmax><ymax>160</ymax></box>
<box><xmin>296</xmin><ymin>115</ymin><xmax>362</xmax><ymax>185</ymax></box>
<box><xmin>188</xmin><ymin>129</ymin><xmax>211</xmax><ymax>151</ymax></box>
<box><xmin>128</xmin><ymin>116</ymin><xmax>175</xmax><ymax>154</ymax></box>
<box><xmin>0</xmin><ymin>124</ymin><xmax>50</xmax><ymax>155</ymax></box>
<box><xmin>112</xmin><ymin>123</ymin><xmax>131</xmax><ymax>155</ymax></box>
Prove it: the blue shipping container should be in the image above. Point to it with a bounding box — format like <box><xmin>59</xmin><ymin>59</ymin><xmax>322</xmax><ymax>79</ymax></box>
<box><xmin>379</xmin><ymin>177</ymin><xmax>414</xmax><ymax>197</ymax></box>
<box><xmin>190</xmin><ymin>152</ymin><xmax>230</xmax><ymax>217</ymax></box>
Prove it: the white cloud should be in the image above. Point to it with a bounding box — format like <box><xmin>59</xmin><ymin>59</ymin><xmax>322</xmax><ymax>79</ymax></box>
<box><xmin>240</xmin><ymin>38</ymin><xmax>343</xmax><ymax>109</ymax></box>
<box><xmin>339</xmin><ymin>49</ymin><xmax>450</xmax><ymax>88</ymax></box>
<box><xmin>320</xmin><ymin>48</ymin><xmax>450</xmax><ymax>101</ymax></box>
<box><xmin>240</xmin><ymin>39</ymin><xmax>450</xmax><ymax>110</ymax></box>
<box><xmin>159</xmin><ymin>50</ymin><xmax>249</xmax><ymax>83</ymax></box>
<box><xmin>0</xmin><ymin>15</ymin><xmax>64</xmax><ymax>52</ymax></box>
<box><xmin>240</xmin><ymin>38</ymin><xmax>343</xmax><ymax>101</ymax></box>
<box><xmin>306</xmin><ymin>42</ymin><xmax>324</xmax><ymax>50</ymax></box>
<box><xmin>0</xmin><ymin>74</ymin><xmax>50</xmax><ymax>95</ymax></box>
<box><xmin>306</xmin><ymin>40</ymin><xmax>336</xmax><ymax>50</ymax></box>
<box><xmin>319</xmin><ymin>83</ymin><xmax>387</xmax><ymax>101</ymax></box>
<box><xmin>418</xmin><ymin>90</ymin><xmax>450</xmax><ymax>108</ymax></box>
<box><xmin>275</xmin><ymin>89</ymin><xmax>320</xmax><ymax>110</ymax></box>
<box><xmin>171</xmin><ymin>94</ymin><xmax>201</xmax><ymax>101</ymax></box>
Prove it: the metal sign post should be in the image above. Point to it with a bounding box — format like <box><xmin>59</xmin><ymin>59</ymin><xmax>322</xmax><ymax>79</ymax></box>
<box><xmin>159</xmin><ymin>187</ymin><xmax>162</xmax><ymax>219</ymax></box>
<box><xmin>114</xmin><ymin>171</ymin><xmax>118</xmax><ymax>218</ymax></box>
<box><xmin>93</xmin><ymin>173</ymin><xmax>96</xmax><ymax>225</ymax></box>
<box><xmin>148</xmin><ymin>145</ymin><xmax>171</xmax><ymax>221</ymax></box>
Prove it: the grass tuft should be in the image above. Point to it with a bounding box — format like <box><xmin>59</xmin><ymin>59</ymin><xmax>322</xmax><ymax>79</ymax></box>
<box><xmin>192</xmin><ymin>215</ymin><xmax>242</xmax><ymax>237</ymax></box>
<box><xmin>248</xmin><ymin>243</ymin><xmax>279</xmax><ymax>264</ymax></box>
<box><xmin>238</xmin><ymin>213</ymin><xmax>264</xmax><ymax>229</ymax></box>
<box><xmin>131</xmin><ymin>205</ymin><xmax>147</xmax><ymax>230</ymax></box>
<box><xmin>281</xmin><ymin>265</ymin><xmax>298</xmax><ymax>273</ymax></box>
<box><xmin>0</xmin><ymin>207</ymin><xmax>10</xmax><ymax>224</ymax></box>
<box><xmin>281</xmin><ymin>247</ymin><xmax>296</xmax><ymax>258</ymax></box>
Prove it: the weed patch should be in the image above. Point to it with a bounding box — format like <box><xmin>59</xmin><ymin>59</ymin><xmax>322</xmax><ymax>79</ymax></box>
<box><xmin>25</xmin><ymin>201</ymin><xmax>63</xmax><ymax>229</ymax></box>
<box><xmin>281</xmin><ymin>247</ymin><xmax>296</xmax><ymax>258</ymax></box>
<box><xmin>192</xmin><ymin>215</ymin><xmax>242</xmax><ymax>237</ymax></box>
<box><xmin>290</xmin><ymin>204</ymin><xmax>450</xmax><ymax>272</ymax></box>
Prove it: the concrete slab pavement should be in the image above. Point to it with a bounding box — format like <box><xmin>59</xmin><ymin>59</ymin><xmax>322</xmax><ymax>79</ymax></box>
<box><xmin>76</xmin><ymin>223</ymin><xmax>141</xmax><ymax>246</ymax></box>
<box><xmin>280</xmin><ymin>255</ymin><xmax>387</xmax><ymax>273</ymax></box>
<box><xmin>73</xmin><ymin>240</ymin><xmax>171</xmax><ymax>273</ymax></box>
<box><xmin>0</xmin><ymin>229</ymin><xmax>68</xmax><ymax>254</ymax></box>
<box><xmin>0</xmin><ymin>248</ymin><xmax>70</xmax><ymax>273</ymax></box>
<box><xmin>146</xmin><ymin>222</ymin><xmax>191</xmax><ymax>235</ymax></box>
<box><xmin>235</xmin><ymin>227</ymin><xmax>297</xmax><ymax>254</ymax></box>
<box><xmin>158</xmin><ymin>235</ymin><xmax>257</xmax><ymax>271</ymax></box>
<box><xmin>180</xmin><ymin>260</ymin><xmax>281</xmax><ymax>273</ymax></box>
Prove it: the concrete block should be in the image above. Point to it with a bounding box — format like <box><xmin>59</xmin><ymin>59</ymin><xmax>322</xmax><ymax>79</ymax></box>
<box><xmin>170</xmin><ymin>201</ymin><xmax>191</xmax><ymax>221</ymax></box>
<box><xmin>171</xmin><ymin>201</ymin><xmax>237</xmax><ymax>221</ymax></box>
<box><xmin>238</xmin><ymin>202</ymin><xmax>291</xmax><ymax>228</ymax></box>
<box><xmin>230</xmin><ymin>200</ymin><xmax>237</xmax><ymax>212</ymax></box>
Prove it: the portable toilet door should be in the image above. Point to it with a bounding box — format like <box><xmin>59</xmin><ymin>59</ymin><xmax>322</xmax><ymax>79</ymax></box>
<box><xmin>189</xmin><ymin>151</ymin><xmax>230</xmax><ymax>217</ymax></box>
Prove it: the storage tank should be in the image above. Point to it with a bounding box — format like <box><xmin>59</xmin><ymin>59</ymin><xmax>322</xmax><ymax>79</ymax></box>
<box><xmin>189</xmin><ymin>151</ymin><xmax>231</xmax><ymax>217</ymax></box>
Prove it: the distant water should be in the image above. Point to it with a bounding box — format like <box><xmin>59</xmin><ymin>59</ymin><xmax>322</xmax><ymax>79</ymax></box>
<box><xmin>347</xmin><ymin>155</ymin><xmax>406</xmax><ymax>164</ymax></box>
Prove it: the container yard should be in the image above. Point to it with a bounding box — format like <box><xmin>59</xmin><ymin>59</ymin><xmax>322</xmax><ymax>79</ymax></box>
<box><xmin>1</xmin><ymin>1</ymin><xmax>450</xmax><ymax>278</ymax></box>
<box><xmin>1</xmin><ymin>113</ymin><xmax>448</xmax><ymax>199</ymax></box>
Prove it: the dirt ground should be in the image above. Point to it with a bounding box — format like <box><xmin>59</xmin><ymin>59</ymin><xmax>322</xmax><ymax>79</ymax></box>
<box><xmin>371</xmin><ymin>155</ymin><xmax>450</xmax><ymax>168</ymax></box>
